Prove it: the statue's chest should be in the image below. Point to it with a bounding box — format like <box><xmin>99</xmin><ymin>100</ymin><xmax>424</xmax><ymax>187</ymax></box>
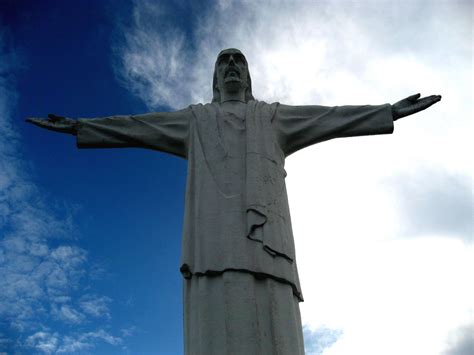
<box><xmin>218</xmin><ymin>113</ymin><xmax>246</xmax><ymax>160</ymax></box>
<box><xmin>219</xmin><ymin>103</ymin><xmax>247</xmax><ymax>152</ymax></box>
<box><xmin>207</xmin><ymin>109</ymin><xmax>247</xmax><ymax>195</ymax></box>
<box><xmin>221</xmin><ymin>102</ymin><xmax>247</xmax><ymax>118</ymax></box>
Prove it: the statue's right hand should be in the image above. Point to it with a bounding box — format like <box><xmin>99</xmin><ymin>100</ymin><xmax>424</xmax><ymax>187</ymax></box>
<box><xmin>26</xmin><ymin>114</ymin><xmax>78</xmax><ymax>135</ymax></box>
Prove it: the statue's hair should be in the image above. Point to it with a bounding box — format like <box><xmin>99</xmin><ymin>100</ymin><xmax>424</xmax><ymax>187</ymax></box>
<box><xmin>212</xmin><ymin>49</ymin><xmax>255</xmax><ymax>103</ymax></box>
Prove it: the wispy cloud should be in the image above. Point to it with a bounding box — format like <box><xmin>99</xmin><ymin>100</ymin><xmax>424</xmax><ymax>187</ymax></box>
<box><xmin>56</xmin><ymin>329</ymin><xmax>122</xmax><ymax>353</ymax></box>
<box><xmin>26</xmin><ymin>332</ymin><xmax>59</xmax><ymax>354</ymax></box>
<box><xmin>25</xmin><ymin>329</ymin><xmax>122</xmax><ymax>354</ymax></box>
<box><xmin>120</xmin><ymin>325</ymin><xmax>138</xmax><ymax>338</ymax></box>
<box><xmin>113</xmin><ymin>0</ymin><xmax>192</xmax><ymax>110</ymax></box>
<box><xmin>79</xmin><ymin>295</ymin><xmax>111</xmax><ymax>319</ymax></box>
<box><xmin>51</xmin><ymin>304</ymin><xmax>85</xmax><ymax>325</ymax></box>
<box><xmin>0</xmin><ymin>27</ymin><xmax>123</xmax><ymax>354</ymax></box>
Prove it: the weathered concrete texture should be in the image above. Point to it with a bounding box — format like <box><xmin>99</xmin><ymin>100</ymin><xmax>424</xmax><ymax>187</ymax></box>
<box><xmin>74</xmin><ymin>100</ymin><xmax>394</xmax><ymax>302</ymax></box>
<box><xmin>184</xmin><ymin>271</ymin><xmax>304</xmax><ymax>355</ymax></box>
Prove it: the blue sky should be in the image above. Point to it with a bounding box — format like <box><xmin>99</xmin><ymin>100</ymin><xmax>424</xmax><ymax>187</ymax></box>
<box><xmin>0</xmin><ymin>1</ymin><xmax>472</xmax><ymax>354</ymax></box>
<box><xmin>2</xmin><ymin>1</ymin><xmax>186</xmax><ymax>353</ymax></box>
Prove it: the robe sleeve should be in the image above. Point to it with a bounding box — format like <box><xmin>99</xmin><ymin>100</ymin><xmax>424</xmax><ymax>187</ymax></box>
<box><xmin>273</xmin><ymin>103</ymin><xmax>394</xmax><ymax>156</ymax></box>
<box><xmin>76</xmin><ymin>107</ymin><xmax>191</xmax><ymax>158</ymax></box>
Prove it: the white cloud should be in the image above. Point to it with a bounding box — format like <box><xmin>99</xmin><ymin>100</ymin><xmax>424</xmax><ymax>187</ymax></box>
<box><xmin>52</xmin><ymin>304</ymin><xmax>84</xmax><ymax>324</ymax></box>
<box><xmin>442</xmin><ymin>323</ymin><xmax>474</xmax><ymax>355</ymax></box>
<box><xmin>56</xmin><ymin>336</ymin><xmax>90</xmax><ymax>354</ymax></box>
<box><xmin>25</xmin><ymin>329</ymin><xmax>123</xmax><ymax>354</ymax></box>
<box><xmin>79</xmin><ymin>295</ymin><xmax>111</xmax><ymax>319</ymax></box>
<box><xmin>303</xmin><ymin>325</ymin><xmax>342</xmax><ymax>355</ymax></box>
<box><xmin>86</xmin><ymin>329</ymin><xmax>122</xmax><ymax>346</ymax></box>
<box><xmin>114</xmin><ymin>0</ymin><xmax>191</xmax><ymax>110</ymax></box>
<box><xmin>113</xmin><ymin>1</ymin><xmax>472</xmax><ymax>354</ymax></box>
<box><xmin>57</xmin><ymin>329</ymin><xmax>122</xmax><ymax>353</ymax></box>
<box><xmin>120</xmin><ymin>325</ymin><xmax>138</xmax><ymax>338</ymax></box>
<box><xmin>56</xmin><ymin>330</ymin><xmax>122</xmax><ymax>353</ymax></box>
<box><xmin>385</xmin><ymin>168</ymin><xmax>472</xmax><ymax>241</ymax></box>
<box><xmin>26</xmin><ymin>332</ymin><xmax>59</xmax><ymax>354</ymax></box>
<box><xmin>297</xmin><ymin>237</ymin><xmax>473</xmax><ymax>355</ymax></box>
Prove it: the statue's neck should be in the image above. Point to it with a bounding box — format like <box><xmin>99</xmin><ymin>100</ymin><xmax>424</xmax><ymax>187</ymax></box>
<box><xmin>220</xmin><ymin>89</ymin><xmax>246</xmax><ymax>103</ymax></box>
<box><xmin>220</xmin><ymin>100</ymin><xmax>247</xmax><ymax>117</ymax></box>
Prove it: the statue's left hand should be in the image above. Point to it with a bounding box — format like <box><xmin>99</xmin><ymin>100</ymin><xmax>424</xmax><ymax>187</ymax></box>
<box><xmin>26</xmin><ymin>114</ymin><xmax>78</xmax><ymax>135</ymax></box>
<box><xmin>392</xmin><ymin>93</ymin><xmax>442</xmax><ymax>120</ymax></box>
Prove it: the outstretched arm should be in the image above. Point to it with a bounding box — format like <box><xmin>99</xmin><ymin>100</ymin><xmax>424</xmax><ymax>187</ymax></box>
<box><xmin>274</xmin><ymin>103</ymin><xmax>394</xmax><ymax>156</ymax></box>
<box><xmin>26</xmin><ymin>109</ymin><xmax>191</xmax><ymax>158</ymax></box>
<box><xmin>273</xmin><ymin>93</ymin><xmax>441</xmax><ymax>156</ymax></box>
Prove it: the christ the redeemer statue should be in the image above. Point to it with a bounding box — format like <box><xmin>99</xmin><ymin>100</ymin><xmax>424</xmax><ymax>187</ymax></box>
<box><xmin>28</xmin><ymin>48</ymin><xmax>441</xmax><ymax>355</ymax></box>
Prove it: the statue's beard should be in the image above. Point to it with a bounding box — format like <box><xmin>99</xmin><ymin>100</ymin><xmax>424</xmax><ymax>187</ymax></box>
<box><xmin>221</xmin><ymin>75</ymin><xmax>248</xmax><ymax>93</ymax></box>
<box><xmin>223</xmin><ymin>80</ymin><xmax>246</xmax><ymax>93</ymax></box>
<box><xmin>224</xmin><ymin>68</ymin><xmax>241</xmax><ymax>83</ymax></box>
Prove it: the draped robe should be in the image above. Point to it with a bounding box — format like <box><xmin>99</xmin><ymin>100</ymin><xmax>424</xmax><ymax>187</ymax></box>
<box><xmin>76</xmin><ymin>101</ymin><xmax>393</xmax><ymax>354</ymax></box>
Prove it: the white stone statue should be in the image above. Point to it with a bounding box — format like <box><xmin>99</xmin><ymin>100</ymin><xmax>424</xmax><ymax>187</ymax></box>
<box><xmin>27</xmin><ymin>48</ymin><xmax>441</xmax><ymax>355</ymax></box>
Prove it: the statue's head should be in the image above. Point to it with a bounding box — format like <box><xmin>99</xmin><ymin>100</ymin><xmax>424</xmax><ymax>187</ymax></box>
<box><xmin>212</xmin><ymin>48</ymin><xmax>254</xmax><ymax>102</ymax></box>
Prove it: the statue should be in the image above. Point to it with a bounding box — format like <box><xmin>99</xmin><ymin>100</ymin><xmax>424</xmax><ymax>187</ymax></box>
<box><xmin>27</xmin><ymin>48</ymin><xmax>441</xmax><ymax>355</ymax></box>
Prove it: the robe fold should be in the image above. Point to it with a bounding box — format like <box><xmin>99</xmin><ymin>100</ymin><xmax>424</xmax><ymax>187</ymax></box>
<box><xmin>76</xmin><ymin>100</ymin><xmax>393</xmax><ymax>354</ymax></box>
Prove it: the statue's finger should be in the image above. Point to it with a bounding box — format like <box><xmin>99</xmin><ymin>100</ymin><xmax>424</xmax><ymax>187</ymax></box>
<box><xmin>422</xmin><ymin>95</ymin><xmax>442</xmax><ymax>106</ymax></box>
<box><xmin>414</xmin><ymin>97</ymin><xmax>441</xmax><ymax>111</ymax></box>
<box><xmin>407</xmin><ymin>93</ymin><xmax>421</xmax><ymax>102</ymax></box>
<box><xmin>26</xmin><ymin>117</ymin><xmax>42</xmax><ymax>124</ymax></box>
<box><xmin>25</xmin><ymin>117</ymin><xmax>50</xmax><ymax>127</ymax></box>
<box><xmin>421</xmin><ymin>94</ymin><xmax>440</xmax><ymax>101</ymax></box>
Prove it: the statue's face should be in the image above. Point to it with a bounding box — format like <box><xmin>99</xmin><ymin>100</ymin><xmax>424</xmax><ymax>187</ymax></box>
<box><xmin>215</xmin><ymin>49</ymin><xmax>249</xmax><ymax>95</ymax></box>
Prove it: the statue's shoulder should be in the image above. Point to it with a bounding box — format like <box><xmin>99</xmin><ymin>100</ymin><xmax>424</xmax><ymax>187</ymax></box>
<box><xmin>188</xmin><ymin>102</ymin><xmax>217</xmax><ymax>112</ymax></box>
<box><xmin>187</xmin><ymin>102</ymin><xmax>223</xmax><ymax>123</ymax></box>
<box><xmin>188</xmin><ymin>101</ymin><xmax>280</xmax><ymax>114</ymax></box>
<box><xmin>250</xmin><ymin>100</ymin><xmax>279</xmax><ymax>107</ymax></box>
<box><xmin>249</xmin><ymin>100</ymin><xmax>280</xmax><ymax>117</ymax></box>
<box><xmin>189</xmin><ymin>100</ymin><xmax>279</xmax><ymax>107</ymax></box>
<box><xmin>188</xmin><ymin>102</ymin><xmax>206</xmax><ymax>109</ymax></box>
